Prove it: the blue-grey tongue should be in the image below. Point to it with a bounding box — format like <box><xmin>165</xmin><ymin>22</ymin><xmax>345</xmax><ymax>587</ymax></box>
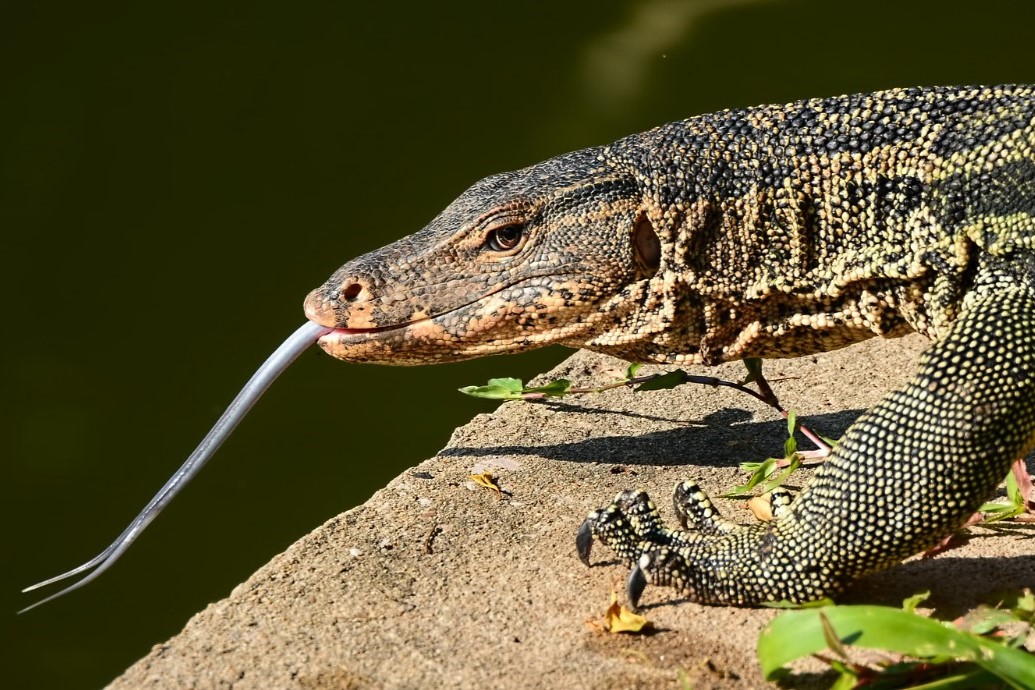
<box><xmin>20</xmin><ymin>320</ymin><xmax>332</xmax><ymax>613</ymax></box>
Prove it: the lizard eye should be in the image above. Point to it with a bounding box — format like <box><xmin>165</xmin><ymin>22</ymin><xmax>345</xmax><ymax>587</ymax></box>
<box><xmin>485</xmin><ymin>224</ymin><xmax>525</xmax><ymax>252</ymax></box>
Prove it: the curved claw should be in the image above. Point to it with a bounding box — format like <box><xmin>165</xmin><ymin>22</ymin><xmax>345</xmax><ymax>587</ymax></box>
<box><xmin>576</xmin><ymin>516</ymin><xmax>595</xmax><ymax>565</ymax></box>
<box><xmin>626</xmin><ymin>562</ymin><xmax>648</xmax><ymax>610</ymax></box>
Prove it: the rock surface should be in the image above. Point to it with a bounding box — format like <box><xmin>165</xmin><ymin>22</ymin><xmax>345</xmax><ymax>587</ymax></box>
<box><xmin>111</xmin><ymin>336</ymin><xmax>1035</xmax><ymax>689</ymax></box>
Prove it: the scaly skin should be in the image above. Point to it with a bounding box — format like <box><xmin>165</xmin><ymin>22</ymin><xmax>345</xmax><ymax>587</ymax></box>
<box><xmin>305</xmin><ymin>85</ymin><xmax>1035</xmax><ymax>605</ymax></box>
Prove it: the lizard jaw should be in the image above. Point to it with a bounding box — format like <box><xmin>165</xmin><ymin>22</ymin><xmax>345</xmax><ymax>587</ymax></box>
<box><xmin>304</xmin><ymin>280</ymin><xmax>514</xmax><ymax>365</ymax></box>
<box><xmin>306</xmin><ymin>286</ymin><xmax>516</xmax><ymax>365</ymax></box>
<box><xmin>307</xmin><ymin>278</ymin><xmax>602</xmax><ymax>365</ymax></box>
<box><xmin>314</xmin><ymin>319</ymin><xmax>433</xmax><ymax>363</ymax></box>
<box><xmin>312</xmin><ymin>311</ymin><xmax>516</xmax><ymax>366</ymax></box>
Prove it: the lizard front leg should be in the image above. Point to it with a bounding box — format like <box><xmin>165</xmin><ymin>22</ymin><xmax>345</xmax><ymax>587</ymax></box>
<box><xmin>580</xmin><ymin>285</ymin><xmax>1035</xmax><ymax>606</ymax></box>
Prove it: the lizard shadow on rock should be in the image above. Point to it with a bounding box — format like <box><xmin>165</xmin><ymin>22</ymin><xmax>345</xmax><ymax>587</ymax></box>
<box><xmin>534</xmin><ymin>398</ymin><xmax>723</xmax><ymax>427</ymax></box>
<box><xmin>627</xmin><ymin>556</ymin><xmax>1035</xmax><ymax>618</ymax></box>
<box><xmin>844</xmin><ymin>555</ymin><xmax>1035</xmax><ymax>619</ymax></box>
<box><xmin>442</xmin><ymin>407</ymin><xmax>866</xmax><ymax>468</ymax></box>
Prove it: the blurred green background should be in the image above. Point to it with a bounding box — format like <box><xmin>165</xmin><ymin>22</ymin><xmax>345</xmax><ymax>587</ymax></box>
<box><xmin>4</xmin><ymin>0</ymin><xmax>1034</xmax><ymax>686</ymax></box>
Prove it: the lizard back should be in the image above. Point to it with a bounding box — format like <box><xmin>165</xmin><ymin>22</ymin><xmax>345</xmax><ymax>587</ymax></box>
<box><xmin>613</xmin><ymin>85</ymin><xmax>1035</xmax><ymax>364</ymax></box>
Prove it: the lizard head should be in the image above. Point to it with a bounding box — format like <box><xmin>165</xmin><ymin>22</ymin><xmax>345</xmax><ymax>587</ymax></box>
<box><xmin>305</xmin><ymin>146</ymin><xmax>664</xmax><ymax>364</ymax></box>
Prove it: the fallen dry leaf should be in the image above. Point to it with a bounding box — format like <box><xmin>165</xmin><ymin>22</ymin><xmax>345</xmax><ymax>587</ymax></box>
<box><xmin>469</xmin><ymin>471</ymin><xmax>503</xmax><ymax>499</ymax></box>
<box><xmin>748</xmin><ymin>495</ymin><xmax>774</xmax><ymax>521</ymax></box>
<box><xmin>603</xmin><ymin>590</ymin><xmax>651</xmax><ymax>634</ymax></box>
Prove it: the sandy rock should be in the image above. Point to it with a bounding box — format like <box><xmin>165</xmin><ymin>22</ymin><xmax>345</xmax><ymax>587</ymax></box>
<box><xmin>110</xmin><ymin>335</ymin><xmax>1035</xmax><ymax>689</ymax></box>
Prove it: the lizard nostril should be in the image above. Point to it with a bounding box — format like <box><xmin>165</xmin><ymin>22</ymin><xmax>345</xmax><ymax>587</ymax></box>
<box><xmin>341</xmin><ymin>283</ymin><xmax>363</xmax><ymax>302</ymax></box>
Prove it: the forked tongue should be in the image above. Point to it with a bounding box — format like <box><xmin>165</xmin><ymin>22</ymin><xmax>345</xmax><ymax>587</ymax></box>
<box><xmin>20</xmin><ymin>321</ymin><xmax>332</xmax><ymax>613</ymax></box>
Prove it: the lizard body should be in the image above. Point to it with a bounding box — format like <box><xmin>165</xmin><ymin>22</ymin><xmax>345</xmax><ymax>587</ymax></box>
<box><xmin>24</xmin><ymin>85</ymin><xmax>1035</xmax><ymax>610</ymax></box>
<box><xmin>308</xmin><ymin>85</ymin><xmax>1035</xmax><ymax>368</ymax></box>
<box><xmin>306</xmin><ymin>85</ymin><xmax>1035</xmax><ymax>605</ymax></box>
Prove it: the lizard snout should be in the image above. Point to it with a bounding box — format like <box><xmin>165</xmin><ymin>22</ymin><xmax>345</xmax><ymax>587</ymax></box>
<box><xmin>303</xmin><ymin>288</ymin><xmax>332</xmax><ymax>327</ymax></box>
<box><xmin>303</xmin><ymin>277</ymin><xmax>375</xmax><ymax>329</ymax></box>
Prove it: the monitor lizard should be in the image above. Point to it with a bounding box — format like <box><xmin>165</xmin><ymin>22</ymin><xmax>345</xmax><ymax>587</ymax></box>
<box><xmin>303</xmin><ymin>84</ymin><xmax>1035</xmax><ymax>606</ymax></box>
<box><xmin>24</xmin><ymin>84</ymin><xmax>1035</xmax><ymax>610</ymax></box>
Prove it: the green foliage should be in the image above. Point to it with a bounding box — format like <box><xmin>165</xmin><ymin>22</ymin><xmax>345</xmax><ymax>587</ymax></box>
<box><xmin>723</xmin><ymin>408</ymin><xmax>802</xmax><ymax>497</ymax></box>
<box><xmin>724</xmin><ymin>457</ymin><xmax>778</xmax><ymax>497</ymax></box>
<box><xmin>459</xmin><ymin>364</ymin><xmax>658</xmax><ymax>401</ymax></box>
<box><xmin>901</xmin><ymin>591</ymin><xmax>931</xmax><ymax>613</ymax></box>
<box><xmin>458</xmin><ymin>377</ymin><xmax>526</xmax><ymax>400</ymax></box>
<box><xmin>980</xmin><ymin>471</ymin><xmax>1027</xmax><ymax>522</ymax></box>
<box><xmin>758</xmin><ymin>594</ymin><xmax>1035</xmax><ymax>688</ymax></box>
<box><xmin>525</xmin><ymin>379</ymin><xmax>573</xmax><ymax>396</ymax></box>
<box><xmin>458</xmin><ymin>377</ymin><xmax>571</xmax><ymax>400</ymax></box>
<box><xmin>741</xmin><ymin>357</ymin><xmax>764</xmax><ymax>384</ymax></box>
<box><xmin>759</xmin><ymin>454</ymin><xmax>802</xmax><ymax>495</ymax></box>
<box><xmin>785</xmin><ymin>409</ymin><xmax>798</xmax><ymax>457</ymax></box>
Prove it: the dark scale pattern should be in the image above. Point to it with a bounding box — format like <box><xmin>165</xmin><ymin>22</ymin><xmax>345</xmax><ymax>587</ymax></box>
<box><xmin>306</xmin><ymin>85</ymin><xmax>1035</xmax><ymax>605</ymax></box>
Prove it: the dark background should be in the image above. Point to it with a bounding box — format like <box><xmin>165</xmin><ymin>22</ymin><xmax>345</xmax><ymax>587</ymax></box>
<box><xmin>4</xmin><ymin>0</ymin><xmax>1033</xmax><ymax>687</ymax></box>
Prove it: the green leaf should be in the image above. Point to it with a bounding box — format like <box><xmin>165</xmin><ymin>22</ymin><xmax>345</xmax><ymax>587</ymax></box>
<box><xmin>783</xmin><ymin>409</ymin><xmax>799</xmax><ymax>458</ymax></box>
<box><xmin>1013</xmin><ymin>590</ymin><xmax>1035</xmax><ymax>621</ymax></box>
<box><xmin>908</xmin><ymin>668</ymin><xmax>1014</xmax><ymax>688</ymax></box>
<box><xmin>741</xmin><ymin>357</ymin><xmax>763</xmax><ymax>384</ymax></box>
<box><xmin>487</xmin><ymin>377</ymin><xmax>524</xmax><ymax>392</ymax></box>
<box><xmin>979</xmin><ymin>499</ymin><xmax>1025</xmax><ymax>522</ymax></box>
<box><xmin>757</xmin><ymin>454</ymin><xmax>801</xmax><ymax>494</ymax></box>
<box><xmin>977</xmin><ymin>468</ymin><xmax>1024</xmax><ymax>521</ymax></box>
<box><xmin>827</xmin><ymin>663</ymin><xmax>858</xmax><ymax>690</ymax></box>
<box><xmin>757</xmin><ymin>604</ymin><xmax>1035</xmax><ymax>687</ymax></box>
<box><xmin>820</xmin><ymin>611</ymin><xmax>849</xmax><ymax>659</ymax></box>
<box><xmin>738</xmin><ymin>460</ymin><xmax>773</xmax><ymax>474</ymax></box>
<box><xmin>1006</xmin><ymin>470</ymin><xmax>1021</xmax><ymax>505</ymax></box>
<box><xmin>524</xmin><ymin>379</ymin><xmax>572</xmax><ymax>397</ymax></box>
<box><xmin>459</xmin><ymin>377</ymin><xmax>525</xmax><ymax>400</ymax></box>
<box><xmin>634</xmin><ymin>370</ymin><xmax>688</xmax><ymax>391</ymax></box>
<box><xmin>903</xmin><ymin>591</ymin><xmax>931</xmax><ymax>613</ymax></box>
<box><xmin>459</xmin><ymin>376</ymin><xmax>573</xmax><ymax>400</ymax></box>
<box><xmin>625</xmin><ymin>362</ymin><xmax>643</xmax><ymax>380</ymax></box>
<box><xmin>874</xmin><ymin>666</ymin><xmax>1003</xmax><ymax>689</ymax></box>
<box><xmin>979</xmin><ymin>501</ymin><xmax>1021</xmax><ymax>514</ymax></box>
<box><xmin>723</xmin><ymin>457</ymin><xmax>778</xmax><ymax>497</ymax></box>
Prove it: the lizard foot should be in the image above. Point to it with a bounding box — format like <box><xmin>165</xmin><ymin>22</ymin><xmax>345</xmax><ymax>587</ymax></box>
<box><xmin>577</xmin><ymin>481</ymin><xmax>788</xmax><ymax>608</ymax></box>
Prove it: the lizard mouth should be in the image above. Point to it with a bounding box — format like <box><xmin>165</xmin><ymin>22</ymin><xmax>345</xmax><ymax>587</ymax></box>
<box><xmin>309</xmin><ymin>282</ymin><xmax>528</xmax><ymax>364</ymax></box>
<box><xmin>309</xmin><ymin>270</ymin><xmax>611</xmax><ymax>365</ymax></box>
<box><xmin>315</xmin><ymin>318</ymin><xmax>430</xmax><ymax>345</ymax></box>
<box><xmin>311</xmin><ymin>283</ymin><xmax>510</xmax><ymax>338</ymax></box>
<box><xmin>319</xmin><ymin>322</ymin><xmax>421</xmax><ymax>336</ymax></box>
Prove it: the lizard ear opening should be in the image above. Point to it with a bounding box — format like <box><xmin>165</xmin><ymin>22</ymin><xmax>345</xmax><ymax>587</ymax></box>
<box><xmin>632</xmin><ymin>211</ymin><xmax>661</xmax><ymax>278</ymax></box>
